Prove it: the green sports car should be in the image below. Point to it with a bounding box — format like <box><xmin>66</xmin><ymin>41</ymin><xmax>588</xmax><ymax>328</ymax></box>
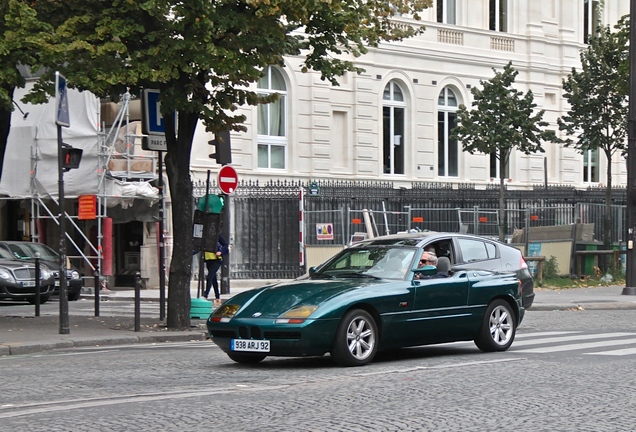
<box><xmin>207</xmin><ymin>243</ymin><xmax>525</xmax><ymax>367</ymax></box>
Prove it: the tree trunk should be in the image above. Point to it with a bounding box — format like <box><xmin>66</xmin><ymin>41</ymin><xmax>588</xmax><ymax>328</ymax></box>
<box><xmin>498</xmin><ymin>148</ymin><xmax>507</xmax><ymax>242</ymax></box>
<box><xmin>603</xmin><ymin>149</ymin><xmax>613</xmax><ymax>271</ymax></box>
<box><xmin>499</xmin><ymin>175</ymin><xmax>505</xmax><ymax>242</ymax></box>
<box><xmin>164</xmin><ymin>110</ymin><xmax>199</xmax><ymax>329</ymax></box>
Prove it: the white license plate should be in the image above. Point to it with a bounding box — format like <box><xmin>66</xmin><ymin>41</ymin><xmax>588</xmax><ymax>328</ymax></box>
<box><xmin>55</xmin><ymin>280</ymin><xmax>60</xmax><ymax>286</ymax></box>
<box><xmin>231</xmin><ymin>339</ymin><xmax>270</xmax><ymax>353</ymax></box>
<box><xmin>21</xmin><ymin>281</ymin><xmax>36</xmax><ymax>287</ymax></box>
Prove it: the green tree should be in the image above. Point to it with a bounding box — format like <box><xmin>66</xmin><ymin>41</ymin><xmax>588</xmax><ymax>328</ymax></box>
<box><xmin>451</xmin><ymin>62</ymin><xmax>559</xmax><ymax>241</ymax></box>
<box><xmin>4</xmin><ymin>0</ymin><xmax>432</xmax><ymax>329</ymax></box>
<box><xmin>558</xmin><ymin>19</ymin><xmax>629</xmax><ymax>249</ymax></box>
<box><xmin>0</xmin><ymin>0</ymin><xmax>53</xmax><ymax>181</ymax></box>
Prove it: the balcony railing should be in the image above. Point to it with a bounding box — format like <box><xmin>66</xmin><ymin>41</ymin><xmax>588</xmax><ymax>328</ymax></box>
<box><xmin>437</xmin><ymin>29</ymin><xmax>464</xmax><ymax>45</ymax></box>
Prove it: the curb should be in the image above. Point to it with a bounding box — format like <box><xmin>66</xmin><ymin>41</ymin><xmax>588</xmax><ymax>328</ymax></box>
<box><xmin>529</xmin><ymin>302</ymin><xmax>636</xmax><ymax>311</ymax></box>
<box><xmin>0</xmin><ymin>331</ymin><xmax>209</xmax><ymax>356</ymax></box>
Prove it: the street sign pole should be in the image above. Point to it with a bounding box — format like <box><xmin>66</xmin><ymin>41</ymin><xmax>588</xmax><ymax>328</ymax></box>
<box><xmin>220</xmin><ymin>194</ymin><xmax>231</xmax><ymax>295</ymax></box>
<box><xmin>55</xmin><ymin>71</ymin><xmax>70</xmax><ymax>334</ymax></box>
<box><xmin>216</xmin><ymin>165</ymin><xmax>238</xmax><ymax>296</ymax></box>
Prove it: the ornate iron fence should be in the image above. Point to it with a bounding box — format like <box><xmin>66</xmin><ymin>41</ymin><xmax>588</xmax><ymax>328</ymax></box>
<box><xmin>192</xmin><ymin>178</ymin><xmax>626</xmax><ymax>280</ymax></box>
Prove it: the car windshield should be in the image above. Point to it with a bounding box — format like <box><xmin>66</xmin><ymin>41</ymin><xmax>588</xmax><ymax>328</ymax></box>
<box><xmin>0</xmin><ymin>248</ymin><xmax>15</xmax><ymax>260</ymax></box>
<box><xmin>316</xmin><ymin>246</ymin><xmax>418</xmax><ymax>280</ymax></box>
<box><xmin>5</xmin><ymin>243</ymin><xmax>60</xmax><ymax>261</ymax></box>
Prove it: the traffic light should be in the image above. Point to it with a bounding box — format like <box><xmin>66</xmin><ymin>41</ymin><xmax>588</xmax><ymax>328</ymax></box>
<box><xmin>208</xmin><ymin>131</ymin><xmax>232</xmax><ymax>165</ymax></box>
<box><xmin>61</xmin><ymin>144</ymin><xmax>83</xmax><ymax>171</ymax></box>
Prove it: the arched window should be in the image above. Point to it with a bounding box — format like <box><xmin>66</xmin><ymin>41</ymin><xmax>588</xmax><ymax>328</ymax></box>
<box><xmin>437</xmin><ymin>86</ymin><xmax>459</xmax><ymax>177</ymax></box>
<box><xmin>257</xmin><ymin>66</ymin><xmax>287</xmax><ymax>169</ymax></box>
<box><xmin>382</xmin><ymin>81</ymin><xmax>406</xmax><ymax>175</ymax></box>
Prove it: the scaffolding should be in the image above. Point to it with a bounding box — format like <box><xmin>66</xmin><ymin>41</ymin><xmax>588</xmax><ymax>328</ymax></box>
<box><xmin>2</xmin><ymin>84</ymin><xmax>163</xmax><ymax>290</ymax></box>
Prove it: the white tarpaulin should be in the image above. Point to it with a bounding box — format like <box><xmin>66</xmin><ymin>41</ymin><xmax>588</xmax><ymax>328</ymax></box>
<box><xmin>0</xmin><ymin>82</ymin><xmax>100</xmax><ymax>198</ymax></box>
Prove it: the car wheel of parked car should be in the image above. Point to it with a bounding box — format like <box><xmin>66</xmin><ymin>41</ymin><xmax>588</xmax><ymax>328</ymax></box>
<box><xmin>27</xmin><ymin>294</ymin><xmax>50</xmax><ymax>305</ymax></box>
<box><xmin>68</xmin><ymin>291</ymin><xmax>81</xmax><ymax>301</ymax></box>
<box><xmin>331</xmin><ymin>309</ymin><xmax>378</xmax><ymax>367</ymax></box>
<box><xmin>227</xmin><ymin>353</ymin><xmax>267</xmax><ymax>364</ymax></box>
<box><xmin>474</xmin><ymin>299</ymin><xmax>516</xmax><ymax>352</ymax></box>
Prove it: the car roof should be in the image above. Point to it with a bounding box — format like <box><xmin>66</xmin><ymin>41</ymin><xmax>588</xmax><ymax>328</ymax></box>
<box><xmin>356</xmin><ymin>232</ymin><xmax>506</xmax><ymax>247</ymax></box>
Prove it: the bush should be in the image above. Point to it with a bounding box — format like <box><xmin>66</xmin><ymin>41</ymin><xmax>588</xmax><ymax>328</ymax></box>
<box><xmin>543</xmin><ymin>255</ymin><xmax>559</xmax><ymax>279</ymax></box>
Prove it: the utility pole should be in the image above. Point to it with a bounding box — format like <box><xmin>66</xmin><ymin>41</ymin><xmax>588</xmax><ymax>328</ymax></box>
<box><xmin>625</xmin><ymin>0</ymin><xmax>636</xmax><ymax>294</ymax></box>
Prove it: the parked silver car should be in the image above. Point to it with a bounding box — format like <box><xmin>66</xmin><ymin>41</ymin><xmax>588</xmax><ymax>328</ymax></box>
<box><xmin>357</xmin><ymin>232</ymin><xmax>535</xmax><ymax>309</ymax></box>
<box><xmin>0</xmin><ymin>241</ymin><xmax>83</xmax><ymax>301</ymax></box>
<box><xmin>0</xmin><ymin>248</ymin><xmax>55</xmax><ymax>304</ymax></box>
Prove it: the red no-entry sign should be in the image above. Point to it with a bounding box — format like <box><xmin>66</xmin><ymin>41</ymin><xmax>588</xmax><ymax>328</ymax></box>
<box><xmin>218</xmin><ymin>165</ymin><xmax>239</xmax><ymax>195</ymax></box>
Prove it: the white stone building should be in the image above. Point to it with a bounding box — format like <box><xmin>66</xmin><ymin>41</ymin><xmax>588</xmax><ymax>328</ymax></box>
<box><xmin>190</xmin><ymin>0</ymin><xmax>630</xmax><ymax>190</ymax></box>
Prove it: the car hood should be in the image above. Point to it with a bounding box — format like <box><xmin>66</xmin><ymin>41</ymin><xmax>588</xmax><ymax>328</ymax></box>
<box><xmin>233</xmin><ymin>277</ymin><xmax>384</xmax><ymax>319</ymax></box>
<box><xmin>0</xmin><ymin>259</ymin><xmax>34</xmax><ymax>270</ymax></box>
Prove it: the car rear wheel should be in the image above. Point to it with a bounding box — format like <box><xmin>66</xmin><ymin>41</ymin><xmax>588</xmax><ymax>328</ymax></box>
<box><xmin>331</xmin><ymin>309</ymin><xmax>378</xmax><ymax>367</ymax></box>
<box><xmin>27</xmin><ymin>294</ymin><xmax>50</xmax><ymax>305</ymax></box>
<box><xmin>227</xmin><ymin>353</ymin><xmax>267</xmax><ymax>364</ymax></box>
<box><xmin>475</xmin><ymin>299</ymin><xmax>516</xmax><ymax>352</ymax></box>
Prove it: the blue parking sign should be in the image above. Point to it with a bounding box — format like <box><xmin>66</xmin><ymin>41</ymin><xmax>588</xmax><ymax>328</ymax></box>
<box><xmin>55</xmin><ymin>72</ymin><xmax>70</xmax><ymax>127</ymax></box>
<box><xmin>143</xmin><ymin>90</ymin><xmax>165</xmax><ymax>134</ymax></box>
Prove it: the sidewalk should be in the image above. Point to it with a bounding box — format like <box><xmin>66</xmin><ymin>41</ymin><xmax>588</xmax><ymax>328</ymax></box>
<box><xmin>0</xmin><ymin>279</ymin><xmax>283</xmax><ymax>356</ymax></box>
<box><xmin>2</xmin><ymin>282</ymin><xmax>636</xmax><ymax>356</ymax></box>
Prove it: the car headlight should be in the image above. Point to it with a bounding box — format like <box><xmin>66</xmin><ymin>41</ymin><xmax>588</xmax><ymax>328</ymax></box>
<box><xmin>39</xmin><ymin>264</ymin><xmax>53</xmax><ymax>280</ymax></box>
<box><xmin>209</xmin><ymin>304</ymin><xmax>241</xmax><ymax>323</ymax></box>
<box><xmin>0</xmin><ymin>267</ymin><xmax>15</xmax><ymax>283</ymax></box>
<box><xmin>69</xmin><ymin>270</ymin><xmax>80</xmax><ymax>280</ymax></box>
<box><xmin>275</xmin><ymin>305</ymin><xmax>318</xmax><ymax>324</ymax></box>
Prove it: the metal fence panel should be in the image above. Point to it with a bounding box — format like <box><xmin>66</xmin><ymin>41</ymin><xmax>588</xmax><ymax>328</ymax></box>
<box><xmin>407</xmin><ymin>207</ymin><xmax>461</xmax><ymax>233</ymax></box>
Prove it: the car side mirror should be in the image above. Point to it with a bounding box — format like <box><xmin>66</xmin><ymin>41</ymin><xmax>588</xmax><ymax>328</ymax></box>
<box><xmin>413</xmin><ymin>265</ymin><xmax>437</xmax><ymax>277</ymax></box>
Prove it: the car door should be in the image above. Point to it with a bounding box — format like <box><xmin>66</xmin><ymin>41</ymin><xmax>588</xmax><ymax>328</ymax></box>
<box><xmin>408</xmin><ymin>274</ymin><xmax>471</xmax><ymax>345</ymax></box>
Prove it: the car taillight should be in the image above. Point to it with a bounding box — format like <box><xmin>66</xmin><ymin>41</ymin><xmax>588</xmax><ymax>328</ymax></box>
<box><xmin>520</xmin><ymin>256</ymin><xmax>528</xmax><ymax>269</ymax></box>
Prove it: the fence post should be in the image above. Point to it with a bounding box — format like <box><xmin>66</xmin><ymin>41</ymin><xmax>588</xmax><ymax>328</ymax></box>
<box><xmin>34</xmin><ymin>253</ymin><xmax>40</xmax><ymax>317</ymax></box>
<box><xmin>134</xmin><ymin>271</ymin><xmax>141</xmax><ymax>332</ymax></box>
<box><xmin>474</xmin><ymin>206</ymin><xmax>479</xmax><ymax>236</ymax></box>
<box><xmin>94</xmin><ymin>265</ymin><xmax>100</xmax><ymax>317</ymax></box>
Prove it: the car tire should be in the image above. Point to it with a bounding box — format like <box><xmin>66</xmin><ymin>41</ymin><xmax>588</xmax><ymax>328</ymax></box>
<box><xmin>331</xmin><ymin>309</ymin><xmax>378</xmax><ymax>367</ymax></box>
<box><xmin>227</xmin><ymin>353</ymin><xmax>267</xmax><ymax>364</ymax></box>
<box><xmin>27</xmin><ymin>294</ymin><xmax>50</xmax><ymax>305</ymax></box>
<box><xmin>474</xmin><ymin>299</ymin><xmax>516</xmax><ymax>352</ymax></box>
<box><xmin>68</xmin><ymin>290</ymin><xmax>81</xmax><ymax>301</ymax></box>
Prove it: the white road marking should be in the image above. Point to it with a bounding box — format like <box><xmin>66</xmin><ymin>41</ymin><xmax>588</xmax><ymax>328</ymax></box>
<box><xmin>514</xmin><ymin>337</ymin><xmax>636</xmax><ymax>354</ymax></box>
<box><xmin>512</xmin><ymin>332</ymin><xmax>634</xmax><ymax>347</ymax></box>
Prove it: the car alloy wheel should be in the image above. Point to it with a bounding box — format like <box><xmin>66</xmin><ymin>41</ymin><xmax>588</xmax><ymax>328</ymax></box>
<box><xmin>475</xmin><ymin>299</ymin><xmax>516</xmax><ymax>352</ymax></box>
<box><xmin>332</xmin><ymin>309</ymin><xmax>378</xmax><ymax>366</ymax></box>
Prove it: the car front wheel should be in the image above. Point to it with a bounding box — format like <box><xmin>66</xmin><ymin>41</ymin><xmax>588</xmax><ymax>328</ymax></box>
<box><xmin>331</xmin><ymin>309</ymin><xmax>378</xmax><ymax>367</ymax></box>
<box><xmin>475</xmin><ymin>299</ymin><xmax>516</xmax><ymax>352</ymax></box>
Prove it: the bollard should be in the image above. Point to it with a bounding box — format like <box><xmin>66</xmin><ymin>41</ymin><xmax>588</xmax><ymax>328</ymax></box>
<box><xmin>134</xmin><ymin>271</ymin><xmax>141</xmax><ymax>332</ymax></box>
<box><xmin>94</xmin><ymin>265</ymin><xmax>100</xmax><ymax>317</ymax></box>
<box><xmin>34</xmin><ymin>253</ymin><xmax>41</xmax><ymax>317</ymax></box>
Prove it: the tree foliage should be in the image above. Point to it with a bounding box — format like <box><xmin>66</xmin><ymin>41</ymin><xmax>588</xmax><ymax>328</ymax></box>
<box><xmin>558</xmin><ymin>17</ymin><xmax>629</xmax><ymax>247</ymax></box>
<box><xmin>451</xmin><ymin>62</ymin><xmax>559</xmax><ymax>240</ymax></box>
<box><xmin>2</xmin><ymin>0</ymin><xmax>432</xmax><ymax>329</ymax></box>
<box><xmin>0</xmin><ymin>0</ymin><xmax>53</xmax><ymax>179</ymax></box>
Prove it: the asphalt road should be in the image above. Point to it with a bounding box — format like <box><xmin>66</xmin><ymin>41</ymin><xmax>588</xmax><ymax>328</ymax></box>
<box><xmin>1</xmin><ymin>309</ymin><xmax>636</xmax><ymax>431</ymax></box>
